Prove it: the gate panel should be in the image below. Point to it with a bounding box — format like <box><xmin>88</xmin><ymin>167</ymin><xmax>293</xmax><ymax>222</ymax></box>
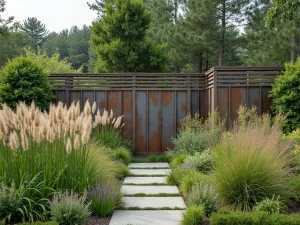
<box><xmin>136</xmin><ymin>91</ymin><xmax>147</xmax><ymax>153</ymax></box>
<box><xmin>148</xmin><ymin>91</ymin><xmax>161</xmax><ymax>153</ymax></box>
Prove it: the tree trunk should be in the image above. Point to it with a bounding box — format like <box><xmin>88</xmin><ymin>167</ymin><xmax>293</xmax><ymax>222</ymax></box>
<box><xmin>218</xmin><ymin>0</ymin><xmax>226</xmax><ymax>66</ymax></box>
<box><xmin>174</xmin><ymin>65</ymin><xmax>180</xmax><ymax>73</ymax></box>
<box><xmin>291</xmin><ymin>22</ymin><xmax>297</xmax><ymax>63</ymax></box>
<box><xmin>205</xmin><ymin>56</ymin><xmax>209</xmax><ymax>72</ymax></box>
<box><xmin>198</xmin><ymin>53</ymin><xmax>203</xmax><ymax>73</ymax></box>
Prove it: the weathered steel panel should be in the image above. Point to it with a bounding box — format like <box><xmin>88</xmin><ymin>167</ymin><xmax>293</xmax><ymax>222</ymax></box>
<box><xmin>261</xmin><ymin>87</ymin><xmax>272</xmax><ymax>113</ymax></box>
<box><xmin>95</xmin><ymin>91</ymin><xmax>106</xmax><ymax>113</ymax></box>
<box><xmin>199</xmin><ymin>90</ymin><xmax>207</xmax><ymax>118</ymax></box>
<box><xmin>70</xmin><ymin>91</ymin><xmax>81</xmax><ymax>104</ymax></box>
<box><xmin>108</xmin><ymin>91</ymin><xmax>122</xmax><ymax>116</ymax></box>
<box><xmin>217</xmin><ymin>88</ymin><xmax>229</xmax><ymax>122</ymax></box>
<box><xmin>230</xmin><ymin>87</ymin><xmax>247</xmax><ymax>122</ymax></box>
<box><xmin>122</xmin><ymin>91</ymin><xmax>133</xmax><ymax>141</ymax></box>
<box><xmin>248</xmin><ymin>87</ymin><xmax>261</xmax><ymax>114</ymax></box>
<box><xmin>191</xmin><ymin>91</ymin><xmax>199</xmax><ymax>116</ymax></box>
<box><xmin>162</xmin><ymin>91</ymin><xmax>175</xmax><ymax>152</ymax></box>
<box><xmin>82</xmin><ymin>91</ymin><xmax>94</xmax><ymax>107</ymax></box>
<box><xmin>136</xmin><ymin>91</ymin><xmax>147</xmax><ymax>153</ymax></box>
<box><xmin>176</xmin><ymin>91</ymin><xmax>187</xmax><ymax>131</ymax></box>
<box><xmin>57</xmin><ymin>91</ymin><xmax>66</xmax><ymax>104</ymax></box>
<box><xmin>148</xmin><ymin>91</ymin><xmax>161</xmax><ymax>153</ymax></box>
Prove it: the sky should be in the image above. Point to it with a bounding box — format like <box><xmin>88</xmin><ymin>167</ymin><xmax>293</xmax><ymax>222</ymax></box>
<box><xmin>3</xmin><ymin>0</ymin><xmax>98</xmax><ymax>33</ymax></box>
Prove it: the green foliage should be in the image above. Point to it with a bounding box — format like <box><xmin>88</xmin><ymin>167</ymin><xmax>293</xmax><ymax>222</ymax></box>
<box><xmin>113</xmin><ymin>148</ymin><xmax>132</xmax><ymax>165</ymax></box>
<box><xmin>187</xmin><ymin>183</ymin><xmax>218</xmax><ymax>216</ymax></box>
<box><xmin>115</xmin><ymin>163</ymin><xmax>130</xmax><ymax>180</ymax></box>
<box><xmin>0</xmin><ymin>0</ymin><xmax>14</xmax><ymax>36</ymax></box>
<box><xmin>91</xmin><ymin>0</ymin><xmax>167</xmax><ymax>72</ymax></box>
<box><xmin>170</xmin><ymin>154</ymin><xmax>187</xmax><ymax>168</ymax></box>
<box><xmin>288</xmin><ymin>175</ymin><xmax>300</xmax><ymax>203</ymax></box>
<box><xmin>211</xmin><ymin>211</ymin><xmax>300</xmax><ymax>225</ymax></box>
<box><xmin>132</xmin><ymin>155</ymin><xmax>170</xmax><ymax>163</ymax></box>
<box><xmin>182</xmin><ymin>205</ymin><xmax>205</xmax><ymax>225</ymax></box>
<box><xmin>213</xmin><ymin>124</ymin><xmax>292</xmax><ymax>211</ymax></box>
<box><xmin>24</xmin><ymin>49</ymin><xmax>79</xmax><ymax>75</ymax></box>
<box><xmin>50</xmin><ymin>190</ymin><xmax>90</xmax><ymax>225</ymax></box>
<box><xmin>0</xmin><ymin>183</ymin><xmax>22</xmax><ymax>223</ymax></box>
<box><xmin>0</xmin><ymin>56</ymin><xmax>52</xmax><ymax>110</ymax></box>
<box><xmin>179</xmin><ymin>172</ymin><xmax>209</xmax><ymax>197</ymax></box>
<box><xmin>93</xmin><ymin>128</ymin><xmax>129</xmax><ymax>150</ymax></box>
<box><xmin>17</xmin><ymin>222</ymin><xmax>58</xmax><ymax>225</ymax></box>
<box><xmin>167</xmin><ymin>165</ymin><xmax>196</xmax><ymax>186</ymax></box>
<box><xmin>253</xmin><ymin>196</ymin><xmax>285</xmax><ymax>214</ymax></box>
<box><xmin>88</xmin><ymin>179</ymin><xmax>122</xmax><ymax>216</ymax></box>
<box><xmin>270</xmin><ymin>58</ymin><xmax>300</xmax><ymax>132</ymax></box>
<box><xmin>184</xmin><ymin>150</ymin><xmax>214</xmax><ymax>173</ymax></box>
<box><xmin>20</xmin><ymin>17</ymin><xmax>48</xmax><ymax>51</ymax></box>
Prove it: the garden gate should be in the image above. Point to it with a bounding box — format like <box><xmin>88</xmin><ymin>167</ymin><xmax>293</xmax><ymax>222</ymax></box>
<box><xmin>49</xmin><ymin>66</ymin><xmax>284</xmax><ymax>154</ymax></box>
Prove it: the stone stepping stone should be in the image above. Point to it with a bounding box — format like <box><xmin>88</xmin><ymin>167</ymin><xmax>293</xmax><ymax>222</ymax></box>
<box><xmin>124</xmin><ymin>176</ymin><xmax>167</xmax><ymax>184</ymax></box>
<box><xmin>122</xmin><ymin>185</ymin><xmax>179</xmax><ymax>195</ymax></box>
<box><xmin>130</xmin><ymin>169</ymin><xmax>171</xmax><ymax>176</ymax></box>
<box><xmin>129</xmin><ymin>163</ymin><xmax>170</xmax><ymax>168</ymax></box>
<box><xmin>109</xmin><ymin>210</ymin><xmax>185</xmax><ymax>225</ymax></box>
<box><xmin>123</xmin><ymin>197</ymin><xmax>186</xmax><ymax>209</ymax></box>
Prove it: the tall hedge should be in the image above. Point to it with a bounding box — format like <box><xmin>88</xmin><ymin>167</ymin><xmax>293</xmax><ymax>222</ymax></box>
<box><xmin>270</xmin><ymin>57</ymin><xmax>300</xmax><ymax>132</ymax></box>
<box><xmin>0</xmin><ymin>56</ymin><xmax>53</xmax><ymax>110</ymax></box>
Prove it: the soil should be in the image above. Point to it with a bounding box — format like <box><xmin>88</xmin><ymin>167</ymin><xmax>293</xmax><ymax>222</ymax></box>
<box><xmin>83</xmin><ymin>216</ymin><xmax>112</xmax><ymax>225</ymax></box>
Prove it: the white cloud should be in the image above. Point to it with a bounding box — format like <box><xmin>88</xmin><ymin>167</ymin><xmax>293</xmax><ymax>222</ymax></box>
<box><xmin>3</xmin><ymin>0</ymin><xmax>98</xmax><ymax>32</ymax></box>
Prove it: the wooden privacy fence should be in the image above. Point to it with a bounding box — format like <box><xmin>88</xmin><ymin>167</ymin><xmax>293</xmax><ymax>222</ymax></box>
<box><xmin>49</xmin><ymin>66</ymin><xmax>284</xmax><ymax>154</ymax></box>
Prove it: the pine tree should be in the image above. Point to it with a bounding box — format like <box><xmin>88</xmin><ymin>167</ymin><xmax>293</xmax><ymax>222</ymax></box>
<box><xmin>21</xmin><ymin>17</ymin><xmax>48</xmax><ymax>50</ymax></box>
<box><xmin>91</xmin><ymin>0</ymin><xmax>167</xmax><ymax>72</ymax></box>
<box><xmin>0</xmin><ymin>0</ymin><xmax>14</xmax><ymax>36</ymax></box>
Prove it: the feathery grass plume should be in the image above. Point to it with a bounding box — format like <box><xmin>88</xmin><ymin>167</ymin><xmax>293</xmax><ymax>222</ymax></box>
<box><xmin>21</xmin><ymin>130</ymin><xmax>29</xmax><ymax>151</ymax></box>
<box><xmin>9</xmin><ymin>131</ymin><xmax>19</xmax><ymax>151</ymax></box>
<box><xmin>75</xmin><ymin>101</ymin><xmax>80</xmax><ymax>118</ymax></box>
<box><xmin>92</xmin><ymin>102</ymin><xmax>97</xmax><ymax>114</ymax></box>
<box><xmin>66</xmin><ymin>138</ymin><xmax>72</xmax><ymax>154</ymax></box>
<box><xmin>74</xmin><ymin>133</ymin><xmax>80</xmax><ymax>150</ymax></box>
<box><xmin>84</xmin><ymin>100</ymin><xmax>91</xmax><ymax>116</ymax></box>
<box><xmin>109</xmin><ymin>109</ymin><xmax>113</xmax><ymax>119</ymax></box>
<box><xmin>57</xmin><ymin>102</ymin><xmax>63</xmax><ymax>121</ymax></box>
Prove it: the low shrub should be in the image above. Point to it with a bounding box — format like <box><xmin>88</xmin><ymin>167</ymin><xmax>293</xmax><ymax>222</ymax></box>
<box><xmin>17</xmin><ymin>222</ymin><xmax>58</xmax><ymax>225</ymax></box>
<box><xmin>213</xmin><ymin>123</ymin><xmax>293</xmax><ymax>211</ymax></box>
<box><xmin>179</xmin><ymin>172</ymin><xmax>209</xmax><ymax>197</ymax></box>
<box><xmin>288</xmin><ymin>175</ymin><xmax>300</xmax><ymax>202</ymax></box>
<box><xmin>0</xmin><ymin>183</ymin><xmax>23</xmax><ymax>223</ymax></box>
<box><xmin>114</xmin><ymin>148</ymin><xmax>131</xmax><ymax>165</ymax></box>
<box><xmin>167</xmin><ymin>164</ymin><xmax>196</xmax><ymax>186</ymax></box>
<box><xmin>132</xmin><ymin>155</ymin><xmax>170</xmax><ymax>163</ymax></box>
<box><xmin>170</xmin><ymin>154</ymin><xmax>187</xmax><ymax>168</ymax></box>
<box><xmin>50</xmin><ymin>190</ymin><xmax>90</xmax><ymax>225</ymax></box>
<box><xmin>253</xmin><ymin>196</ymin><xmax>285</xmax><ymax>214</ymax></box>
<box><xmin>187</xmin><ymin>183</ymin><xmax>218</xmax><ymax>216</ymax></box>
<box><xmin>88</xmin><ymin>179</ymin><xmax>122</xmax><ymax>217</ymax></box>
<box><xmin>184</xmin><ymin>150</ymin><xmax>214</xmax><ymax>173</ymax></box>
<box><xmin>0</xmin><ymin>56</ymin><xmax>53</xmax><ymax>110</ymax></box>
<box><xmin>115</xmin><ymin>163</ymin><xmax>130</xmax><ymax>180</ymax></box>
<box><xmin>182</xmin><ymin>205</ymin><xmax>205</xmax><ymax>225</ymax></box>
<box><xmin>210</xmin><ymin>211</ymin><xmax>300</xmax><ymax>225</ymax></box>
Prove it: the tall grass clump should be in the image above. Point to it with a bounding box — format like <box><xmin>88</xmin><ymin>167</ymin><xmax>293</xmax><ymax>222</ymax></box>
<box><xmin>168</xmin><ymin>110</ymin><xmax>224</xmax><ymax>157</ymax></box>
<box><xmin>213</xmin><ymin>115</ymin><xmax>293</xmax><ymax>211</ymax></box>
<box><xmin>0</xmin><ymin>101</ymin><xmax>105</xmax><ymax>198</ymax></box>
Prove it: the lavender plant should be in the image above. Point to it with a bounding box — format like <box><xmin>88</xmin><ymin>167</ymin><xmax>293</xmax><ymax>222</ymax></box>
<box><xmin>88</xmin><ymin>180</ymin><xmax>123</xmax><ymax>216</ymax></box>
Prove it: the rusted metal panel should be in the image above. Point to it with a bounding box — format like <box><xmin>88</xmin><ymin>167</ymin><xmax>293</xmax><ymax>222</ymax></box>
<box><xmin>136</xmin><ymin>91</ymin><xmax>147</xmax><ymax>153</ymax></box>
<box><xmin>248</xmin><ymin>87</ymin><xmax>261</xmax><ymax>114</ymax></box>
<box><xmin>191</xmin><ymin>91</ymin><xmax>199</xmax><ymax>116</ymax></box>
<box><xmin>95</xmin><ymin>91</ymin><xmax>106</xmax><ymax>113</ymax></box>
<box><xmin>70</xmin><ymin>91</ymin><xmax>81</xmax><ymax>104</ymax></box>
<box><xmin>82</xmin><ymin>91</ymin><xmax>94</xmax><ymax>107</ymax></box>
<box><xmin>57</xmin><ymin>91</ymin><xmax>66</xmax><ymax>104</ymax></box>
<box><xmin>176</xmin><ymin>91</ymin><xmax>187</xmax><ymax>131</ymax></box>
<box><xmin>122</xmin><ymin>91</ymin><xmax>133</xmax><ymax>142</ymax></box>
<box><xmin>261</xmin><ymin>87</ymin><xmax>272</xmax><ymax>113</ymax></box>
<box><xmin>217</xmin><ymin>88</ymin><xmax>229</xmax><ymax>122</ymax></box>
<box><xmin>161</xmin><ymin>91</ymin><xmax>175</xmax><ymax>152</ymax></box>
<box><xmin>148</xmin><ymin>91</ymin><xmax>161</xmax><ymax>153</ymax></box>
<box><xmin>107</xmin><ymin>91</ymin><xmax>122</xmax><ymax>116</ymax></box>
<box><xmin>230</xmin><ymin>87</ymin><xmax>247</xmax><ymax>122</ymax></box>
<box><xmin>199</xmin><ymin>90</ymin><xmax>207</xmax><ymax>118</ymax></box>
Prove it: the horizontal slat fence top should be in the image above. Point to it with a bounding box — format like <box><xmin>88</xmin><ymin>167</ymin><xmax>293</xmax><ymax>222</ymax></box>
<box><xmin>49</xmin><ymin>67</ymin><xmax>284</xmax><ymax>153</ymax></box>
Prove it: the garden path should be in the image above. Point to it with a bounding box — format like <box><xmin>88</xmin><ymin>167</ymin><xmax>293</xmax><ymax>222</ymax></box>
<box><xmin>109</xmin><ymin>162</ymin><xmax>186</xmax><ymax>225</ymax></box>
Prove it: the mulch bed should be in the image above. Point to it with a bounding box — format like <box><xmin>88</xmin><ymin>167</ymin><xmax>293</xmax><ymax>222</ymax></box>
<box><xmin>83</xmin><ymin>216</ymin><xmax>112</xmax><ymax>225</ymax></box>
